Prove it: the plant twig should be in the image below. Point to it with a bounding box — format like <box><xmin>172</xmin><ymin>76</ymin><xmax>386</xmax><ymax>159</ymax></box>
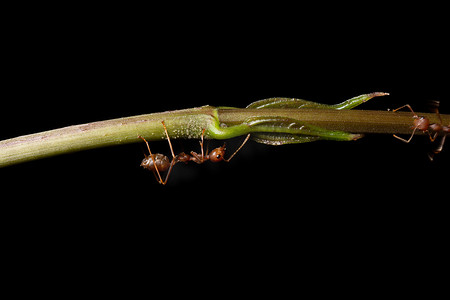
<box><xmin>1</xmin><ymin>104</ymin><xmax>448</xmax><ymax>168</ymax></box>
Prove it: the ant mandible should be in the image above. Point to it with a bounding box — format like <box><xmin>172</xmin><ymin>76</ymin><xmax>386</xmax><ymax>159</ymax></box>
<box><xmin>391</xmin><ymin>102</ymin><xmax>449</xmax><ymax>160</ymax></box>
<box><xmin>138</xmin><ymin>121</ymin><xmax>250</xmax><ymax>185</ymax></box>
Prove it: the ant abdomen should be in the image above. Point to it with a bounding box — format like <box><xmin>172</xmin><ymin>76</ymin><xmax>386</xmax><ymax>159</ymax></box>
<box><xmin>141</xmin><ymin>154</ymin><xmax>170</xmax><ymax>172</ymax></box>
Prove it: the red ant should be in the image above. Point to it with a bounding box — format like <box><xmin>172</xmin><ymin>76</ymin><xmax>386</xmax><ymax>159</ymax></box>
<box><xmin>138</xmin><ymin>121</ymin><xmax>250</xmax><ymax>185</ymax></box>
<box><xmin>391</xmin><ymin>102</ymin><xmax>449</xmax><ymax>160</ymax></box>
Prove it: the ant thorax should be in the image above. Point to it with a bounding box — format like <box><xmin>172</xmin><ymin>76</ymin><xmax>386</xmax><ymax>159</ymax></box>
<box><xmin>428</xmin><ymin>123</ymin><xmax>443</xmax><ymax>133</ymax></box>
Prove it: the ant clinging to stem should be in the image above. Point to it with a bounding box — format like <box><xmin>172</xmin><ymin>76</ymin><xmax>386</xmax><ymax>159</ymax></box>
<box><xmin>391</xmin><ymin>101</ymin><xmax>449</xmax><ymax>161</ymax></box>
<box><xmin>138</xmin><ymin>121</ymin><xmax>250</xmax><ymax>185</ymax></box>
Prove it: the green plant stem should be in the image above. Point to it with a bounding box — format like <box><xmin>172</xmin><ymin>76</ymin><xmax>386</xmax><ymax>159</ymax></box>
<box><xmin>218</xmin><ymin>108</ymin><xmax>448</xmax><ymax>134</ymax></box>
<box><xmin>0</xmin><ymin>106</ymin><xmax>448</xmax><ymax>168</ymax></box>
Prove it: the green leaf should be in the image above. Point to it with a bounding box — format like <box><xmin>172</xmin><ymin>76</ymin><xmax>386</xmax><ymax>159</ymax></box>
<box><xmin>244</xmin><ymin>93</ymin><xmax>389</xmax><ymax>145</ymax></box>
<box><xmin>245</xmin><ymin>117</ymin><xmax>362</xmax><ymax>145</ymax></box>
<box><xmin>246</xmin><ymin>92</ymin><xmax>389</xmax><ymax>110</ymax></box>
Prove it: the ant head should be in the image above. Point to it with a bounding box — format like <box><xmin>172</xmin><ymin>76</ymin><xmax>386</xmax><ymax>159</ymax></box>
<box><xmin>414</xmin><ymin>116</ymin><xmax>430</xmax><ymax>131</ymax></box>
<box><xmin>209</xmin><ymin>144</ymin><xmax>226</xmax><ymax>163</ymax></box>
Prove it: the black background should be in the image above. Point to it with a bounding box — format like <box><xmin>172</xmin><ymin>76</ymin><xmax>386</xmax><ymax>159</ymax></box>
<box><xmin>1</xmin><ymin>4</ymin><xmax>447</xmax><ymax>292</ymax></box>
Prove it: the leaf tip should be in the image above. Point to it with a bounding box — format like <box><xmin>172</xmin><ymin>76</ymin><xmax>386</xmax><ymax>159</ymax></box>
<box><xmin>352</xmin><ymin>134</ymin><xmax>364</xmax><ymax>140</ymax></box>
<box><xmin>367</xmin><ymin>92</ymin><xmax>390</xmax><ymax>99</ymax></box>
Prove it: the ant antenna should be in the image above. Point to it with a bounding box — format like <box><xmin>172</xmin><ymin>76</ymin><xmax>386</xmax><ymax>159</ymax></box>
<box><xmin>224</xmin><ymin>134</ymin><xmax>250</xmax><ymax>162</ymax></box>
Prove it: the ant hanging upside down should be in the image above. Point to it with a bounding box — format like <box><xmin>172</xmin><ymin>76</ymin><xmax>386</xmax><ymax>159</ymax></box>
<box><xmin>391</xmin><ymin>101</ymin><xmax>449</xmax><ymax>161</ymax></box>
<box><xmin>138</xmin><ymin>121</ymin><xmax>250</xmax><ymax>185</ymax></box>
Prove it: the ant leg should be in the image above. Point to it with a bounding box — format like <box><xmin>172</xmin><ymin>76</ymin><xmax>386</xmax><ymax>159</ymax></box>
<box><xmin>428</xmin><ymin>134</ymin><xmax>447</xmax><ymax>161</ymax></box>
<box><xmin>188</xmin><ymin>129</ymin><xmax>207</xmax><ymax>164</ymax></box>
<box><xmin>392</xmin><ymin>104</ymin><xmax>417</xmax><ymax>117</ymax></box>
<box><xmin>392</xmin><ymin>104</ymin><xmax>419</xmax><ymax>143</ymax></box>
<box><xmin>161</xmin><ymin>121</ymin><xmax>176</xmax><ymax>159</ymax></box>
<box><xmin>429</xmin><ymin>100</ymin><xmax>443</xmax><ymax>124</ymax></box>
<box><xmin>160</xmin><ymin>121</ymin><xmax>182</xmax><ymax>184</ymax></box>
<box><xmin>224</xmin><ymin>134</ymin><xmax>251</xmax><ymax>162</ymax></box>
<box><xmin>200</xmin><ymin>128</ymin><xmax>205</xmax><ymax>161</ymax></box>
<box><xmin>429</xmin><ymin>101</ymin><xmax>443</xmax><ymax>142</ymax></box>
<box><xmin>428</xmin><ymin>131</ymin><xmax>439</xmax><ymax>142</ymax></box>
<box><xmin>161</xmin><ymin>159</ymin><xmax>177</xmax><ymax>185</ymax></box>
<box><xmin>393</xmin><ymin>126</ymin><xmax>419</xmax><ymax>143</ymax></box>
<box><xmin>205</xmin><ymin>139</ymin><xmax>210</xmax><ymax>156</ymax></box>
<box><xmin>189</xmin><ymin>151</ymin><xmax>204</xmax><ymax>164</ymax></box>
<box><xmin>138</xmin><ymin>135</ymin><xmax>164</xmax><ymax>184</ymax></box>
<box><xmin>435</xmin><ymin>109</ymin><xmax>443</xmax><ymax>125</ymax></box>
<box><xmin>437</xmin><ymin>134</ymin><xmax>447</xmax><ymax>153</ymax></box>
<box><xmin>150</xmin><ymin>169</ymin><xmax>161</xmax><ymax>183</ymax></box>
<box><xmin>430</xmin><ymin>103</ymin><xmax>443</xmax><ymax>143</ymax></box>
